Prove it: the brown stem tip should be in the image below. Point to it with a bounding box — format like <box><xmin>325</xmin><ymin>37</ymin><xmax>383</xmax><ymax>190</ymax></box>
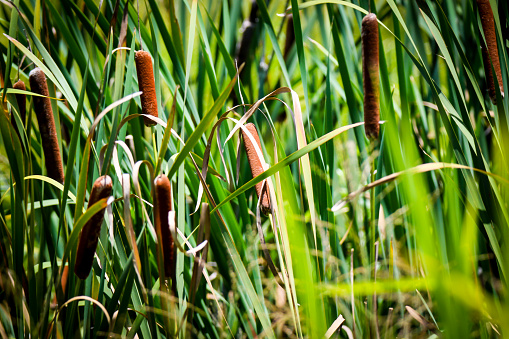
<box><xmin>477</xmin><ymin>0</ymin><xmax>504</xmax><ymax>102</ymax></box>
<box><xmin>74</xmin><ymin>175</ymin><xmax>113</xmax><ymax>279</ymax></box>
<box><xmin>241</xmin><ymin>123</ymin><xmax>271</xmax><ymax>215</ymax></box>
<box><xmin>135</xmin><ymin>51</ymin><xmax>158</xmax><ymax>127</ymax></box>
<box><xmin>153</xmin><ymin>174</ymin><xmax>175</xmax><ymax>279</ymax></box>
<box><xmin>29</xmin><ymin>68</ymin><xmax>64</xmax><ymax>184</ymax></box>
<box><xmin>362</xmin><ymin>13</ymin><xmax>380</xmax><ymax>140</ymax></box>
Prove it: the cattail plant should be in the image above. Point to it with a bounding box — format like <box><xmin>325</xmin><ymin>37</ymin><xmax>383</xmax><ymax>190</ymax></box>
<box><xmin>74</xmin><ymin>175</ymin><xmax>113</xmax><ymax>279</ymax></box>
<box><xmin>153</xmin><ymin>174</ymin><xmax>175</xmax><ymax>279</ymax></box>
<box><xmin>241</xmin><ymin>123</ymin><xmax>271</xmax><ymax>215</ymax></box>
<box><xmin>477</xmin><ymin>0</ymin><xmax>504</xmax><ymax>102</ymax></box>
<box><xmin>235</xmin><ymin>0</ymin><xmax>258</xmax><ymax>70</ymax></box>
<box><xmin>361</xmin><ymin>13</ymin><xmax>380</xmax><ymax>140</ymax></box>
<box><xmin>481</xmin><ymin>43</ymin><xmax>497</xmax><ymax>102</ymax></box>
<box><xmin>135</xmin><ymin>50</ymin><xmax>158</xmax><ymax>126</ymax></box>
<box><xmin>11</xmin><ymin>79</ymin><xmax>26</xmax><ymax>146</ymax></box>
<box><xmin>60</xmin><ymin>265</ymin><xmax>69</xmax><ymax>296</ymax></box>
<box><xmin>12</xmin><ymin>79</ymin><xmax>26</xmax><ymax>125</ymax></box>
<box><xmin>234</xmin><ymin>0</ymin><xmax>259</xmax><ymax>97</ymax></box>
<box><xmin>284</xmin><ymin>14</ymin><xmax>295</xmax><ymax>61</ymax></box>
<box><xmin>29</xmin><ymin>68</ymin><xmax>64</xmax><ymax>184</ymax></box>
<box><xmin>362</xmin><ymin>13</ymin><xmax>381</xmax><ymax>263</ymax></box>
<box><xmin>52</xmin><ymin>266</ymin><xmax>69</xmax><ymax>307</ymax></box>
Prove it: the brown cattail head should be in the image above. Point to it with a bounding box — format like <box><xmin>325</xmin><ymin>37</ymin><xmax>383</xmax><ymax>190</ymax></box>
<box><xmin>74</xmin><ymin>175</ymin><xmax>113</xmax><ymax>279</ymax></box>
<box><xmin>11</xmin><ymin>80</ymin><xmax>26</xmax><ymax>148</ymax></box>
<box><xmin>153</xmin><ymin>174</ymin><xmax>175</xmax><ymax>279</ymax></box>
<box><xmin>52</xmin><ymin>266</ymin><xmax>69</xmax><ymax>307</ymax></box>
<box><xmin>241</xmin><ymin>123</ymin><xmax>271</xmax><ymax>215</ymax></box>
<box><xmin>135</xmin><ymin>51</ymin><xmax>158</xmax><ymax>127</ymax></box>
<box><xmin>60</xmin><ymin>266</ymin><xmax>69</xmax><ymax>295</ymax></box>
<box><xmin>477</xmin><ymin>0</ymin><xmax>504</xmax><ymax>102</ymax></box>
<box><xmin>481</xmin><ymin>42</ymin><xmax>497</xmax><ymax>102</ymax></box>
<box><xmin>362</xmin><ymin>13</ymin><xmax>380</xmax><ymax>140</ymax></box>
<box><xmin>29</xmin><ymin>68</ymin><xmax>65</xmax><ymax>184</ymax></box>
<box><xmin>284</xmin><ymin>14</ymin><xmax>295</xmax><ymax>61</ymax></box>
<box><xmin>235</xmin><ymin>0</ymin><xmax>258</xmax><ymax>73</ymax></box>
<box><xmin>12</xmin><ymin>79</ymin><xmax>26</xmax><ymax>125</ymax></box>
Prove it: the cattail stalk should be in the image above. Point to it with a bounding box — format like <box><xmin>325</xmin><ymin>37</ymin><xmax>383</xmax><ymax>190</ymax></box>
<box><xmin>477</xmin><ymin>0</ymin><xmax>504</xmax><ymax>102</ymax></box>
<box><xmin>135</xmin><ymin>51</ymin><xmax>158</xmax><ymax>126</ymax></box>
<box><xmin>74</xmin><ymin>175</ymin><xmax>113</xmax><ymax>279</ymax></box>
<box><xmin>29</xmin><ymin>68</ymin><xmax>64</xmax><ymax>183</ymax></box>
<box><xmin>362</xmin><ymin>14</ymin><xmax>380</xmax><ymax>274</ymax></box>
<box><xmin>153</xmin><ymin>174</ymin><xmax>175</xmax><ymax>279</ymax></box>
<box><xmin>362</xmin><ymin>13</ymin><xmax>380</xmax><ymax>140</ymax></box>
<box><xmin>241</xmin><ymin>123</ymin><xmax>271</xmax><ymax>215</ymax></box>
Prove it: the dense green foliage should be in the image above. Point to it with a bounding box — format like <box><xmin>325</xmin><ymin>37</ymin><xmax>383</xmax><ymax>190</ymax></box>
<box><xmin>0</xmin><ymin>0</ymin><xmax>508</xmax><ymax>337</ymax></box>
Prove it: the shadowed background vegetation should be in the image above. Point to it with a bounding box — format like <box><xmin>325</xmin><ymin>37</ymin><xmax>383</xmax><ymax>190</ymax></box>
<box><xmin>0</xmin><ymin>0</ymin><xmax>508</xmax><ymax>337</ymax></box>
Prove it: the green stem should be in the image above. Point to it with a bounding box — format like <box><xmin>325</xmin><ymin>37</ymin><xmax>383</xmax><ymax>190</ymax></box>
<box><xmin>370</xmin><ymin>157</ymin><xmax>376</xmax><ymax>269</ymax></box>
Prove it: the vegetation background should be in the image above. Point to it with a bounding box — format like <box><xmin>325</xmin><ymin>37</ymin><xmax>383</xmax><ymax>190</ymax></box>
<box><xmin>0</xmin><ymin>0</ymin><xmax>508</xmax><ymax>337</ymax></box>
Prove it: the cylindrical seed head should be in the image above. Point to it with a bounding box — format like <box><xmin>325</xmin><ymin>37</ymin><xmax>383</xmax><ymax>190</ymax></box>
<box><xmin>481</xmin><ymin>42</ymin><xmax>497</xmax><ymax>102</ymax></box>
<box><xmin>135</xmin><ymin>51</ymin><xmax>158</xmax><ymax>127</ymax></box>
<box><xmin>235</xmin><ymin>0</ymin><xmax>258</xmax><ymax>76</ymax></box>
<box><xmin>362</xmin><ymin>13</ymin><xmax>380</xmax><ymax>140</ymax></box>
<box><xmin>29</xmin><ymin>68</ymin><xmax>65</xmax><ymax>183</ymax></box>
<box><xmin>60</xmin><ymin>266</ymin><xmax>69</xmax><ymax>296</ymax></box>
<box><xmin>241</xmin><ymin>123</ymin><xmax>271</xmax><ymax>215</ymax></box>
<box><xmin>12</xmin><ymin>79</ymin><xmax>26</xmax><ymax>124</ymax></box>
<box><xmin>74</xmin><ymin>175</ymin><xmax>113</xmax><ymax>279</ymax></box>
<box><xmin>153</xmin><ymin>174</ymin><xmax>175</xmax><ymax>279</ymax></box>
<box><xmin>477</xmin><ymin>0</ymin><xmax>504</xmax><ymax>102</ymax></box>
<box><xmin>284</xmin><ymin>14</ymin><xmax>295</xmax><ymax>60</ymax></box>
<box><xmin>11</xmin><ymin>79</ymin><xmax>27</xmax><ymax>147</ymax></box>
<box><xmin>52</xmin><ymin>266</ymin><xmax>69</xmax><ymax>307</ymax></box>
